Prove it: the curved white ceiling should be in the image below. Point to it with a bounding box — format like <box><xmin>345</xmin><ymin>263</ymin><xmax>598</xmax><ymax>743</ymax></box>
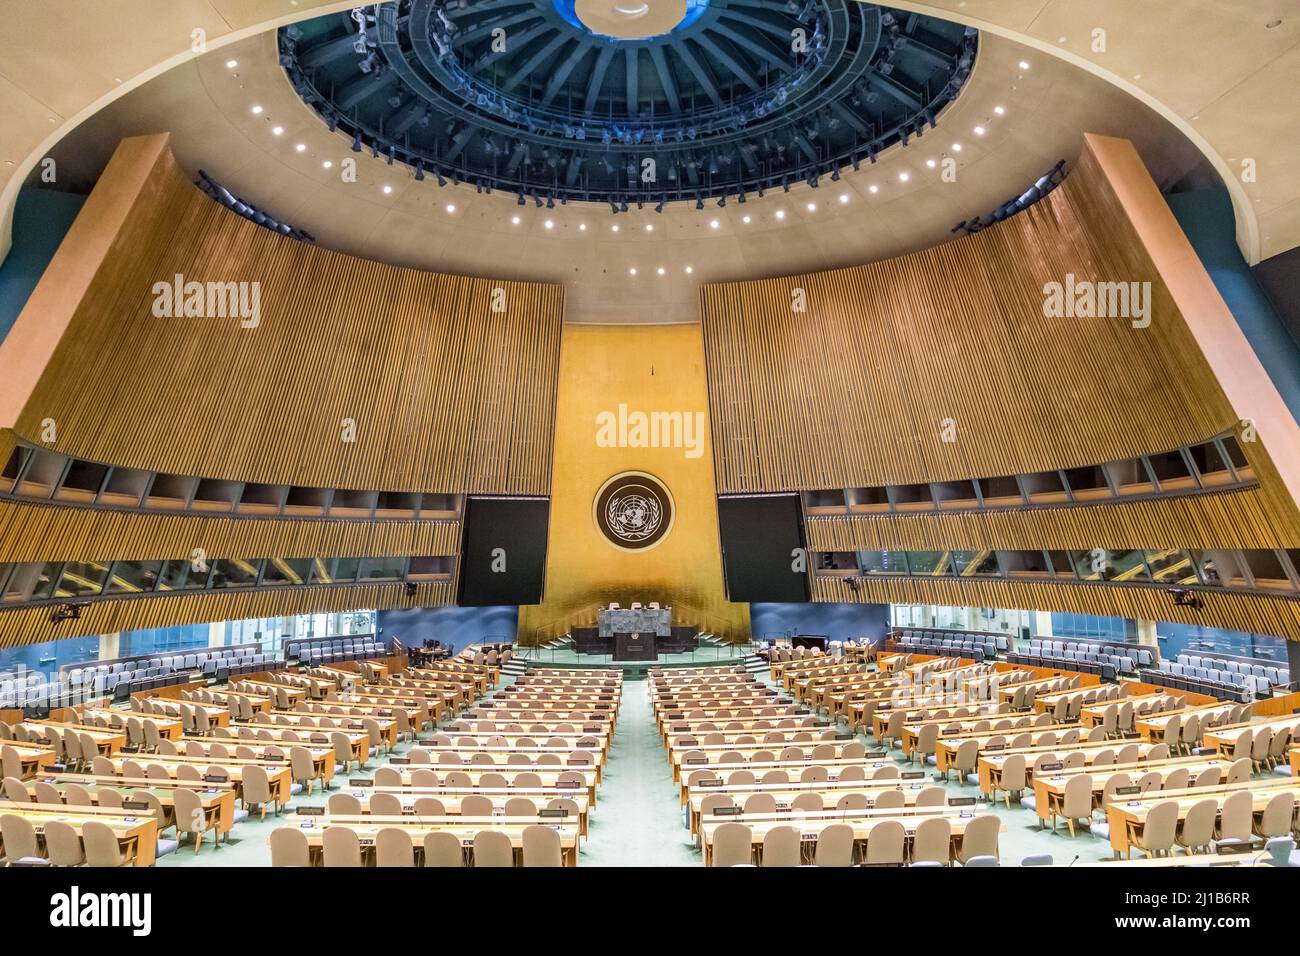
<box><xmin>1</xmin><ymin>0</ymin><xmax>1295</xmax><ymax>273</ymax></box>
<box><xmin>44</xmin><ymin>27</ymin><xmax>1207</xmax><ymax>324</ymax></box>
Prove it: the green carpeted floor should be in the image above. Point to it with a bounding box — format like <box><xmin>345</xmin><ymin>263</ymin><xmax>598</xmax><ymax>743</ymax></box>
<box><xmin>154</xmin><ymin>665</ymin><xmax>1132</xmax><ymax>867</ymax></box>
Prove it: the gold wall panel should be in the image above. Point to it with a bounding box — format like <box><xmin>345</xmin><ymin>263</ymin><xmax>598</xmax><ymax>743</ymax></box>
<box><xmin>11</xmin><ymin>136</ymin><xmax>563</xmax><ymax>495</ymax></box>
<box><xmin>0</xmin><ymin>581</ymin><xmax>453</xmax><ymax>647</ymax></box>
<box><xmin>0</xmin><ymin>498</ymin><xmax>461</xmax><ymax>563</ymax></box>
<box><xmin>806</xmin><ymin>487</ymin><xmax>1299</xmax><ymax>552</ymax></box>
<box><xmin>811</xmin><ymin>575</ymin><xmax>1300</xmax><ymax>638</ymax></box>
<box><xmin>517</xmin><ymin>324</ymin><xmax>749</xmax><ymax>645</ymax></box>
<box><xmin>700</xmin><ymin>143</ymin><xmax>1271</xmax><ymax>499</ymax></box>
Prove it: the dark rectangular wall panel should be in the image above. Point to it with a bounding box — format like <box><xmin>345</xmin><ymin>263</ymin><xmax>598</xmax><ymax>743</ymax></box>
<box><xmin>458</xmin><ymin>496</ymin><xmax>549</xmax><ymax>606</ymax></box>
<box><xmin>717</xmin><ymin>494</ymin><xmax>809</xmax><ymax>603</ymax></box>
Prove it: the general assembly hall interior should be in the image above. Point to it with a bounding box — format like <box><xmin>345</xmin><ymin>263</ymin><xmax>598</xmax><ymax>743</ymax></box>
<box><xmin>0</xmin><ymin>0</ymin><xmax>1299</xmax><ymax>913</ymax></box>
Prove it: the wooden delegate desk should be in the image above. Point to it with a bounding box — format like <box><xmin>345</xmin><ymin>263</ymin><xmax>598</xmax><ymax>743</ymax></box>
<box><xmin>685</xmin><ymin>777</ymin><xmax>943</xmax><ymax>835</ymax></box>
<box><xmin>422</xmin><ymin>745</ymin><xmax>606</xmax><ymax>782</ymax></box>
<box><xmin>699</xmin><ymin>806</ymin><xmax>1000</xmax><ymax>866</ymax></box>
<box><xmin>3</xmin><ymin>741</ymin><xmax>59</xmax><ymax>778</ymax></box>
<box><xmin>207</xmin><ymin>724</ymin><xmax>374</xmax><ymax>763</ymax></box>
<box><xmin>1132</xmin><ymin>704</ymin><xmax>1238</xmax><ymax>743</ymax></box>
<box><xmin>24</xmin><ymin>721</ymin><xmax>126</xmax><ymax>755</ymax></box>
<box><xmin>666</xmin><ymin>727</ymin><xmax>844</xmax><ymax>751</ymax></box>
<box><xmin>672</xmin><ymin>754</ymin><xmax>887</xmax><ymax>784</ymax></box>
<box><xmin>976</xmin><ymin>740</ymin><xmax>1161</xmax><ymax>797</ymax></box>
<box><xmin>1202</xmin><ymin>716</ymin><xmax>1300</xmax><ymax>756</ymax></box>
<box><xmin>104</xmin><ymin>749</ymin><xmax>325</xmax><ymax>796</ymax></box>
<box><xmin>659</xmin><ymin>715</ymin><xmax>826</xmax><ymax>747</ymax></box>
<box><xmin>288</xmin><ymin>814</ymin><xmax>581</xmax><ymax>866</ymax></box>
<box><xmin>0</xmin><ymin>801</ymin><xmax>158</xmax><ymax>866</ymax></box>
<box><xmin>1032</xmin><ymin>687</ymin><xmax>1128</xmax><ymax>715</ymax></box>
<box><xmin>899</xmin><ymin>716</ymin><xmax>1073</xmax><ymax>758</ymax></box>
<box><xmin>382</xmin><ymin>765</ymin><xmax>599</xmax><ymax>804</ymax></box>
<box><xmin>344</xmin><ymin>787</ymin><xmax>591</xmax><ymax>837</ymax></box>
<box><xmin>867</xmin><ymin>702</ymin><xmax>1001</xmax><ymax>739</ymax></box>
<box><xmin>80</xmin><ymin>709</ymin><xmax>185</xmax><ymax>741</ymax></box>
<box><xmin>932</xmin><ymin>724</ymin><xmax>1086</xmax><ymax>774</ymax></box>
<box><xmin>1291</xmin><ymin>746</ymin><xmax>1299</xmax><ymax>776</ymax></box>
<box><xmin>1103</xmin><ymin>777</ymin><xmax>1300</xmax><ymax>858</ymax></box>
<box><xmin>38</xmin><ymin>772</ymin><xmax>241</xmax><ymax>835</ymax></box>
<box><xmin>291</xmin><ymin>707</ymin><xmax>412</xmax><ymax>742</ymax></box>
<box><xmin>140</xmin><ymin>699</ymin><xmax>232</xmax><ymax>728</ymax></box>
<box><xmin>1029</xmin><ymin>755</ymin><xmax>1235</xmax><ymax>828</ymax></box>
<box><xmin>433</xmin><ymin>732</ymin><xmax>610</xmax><ymax>753</ymax></box>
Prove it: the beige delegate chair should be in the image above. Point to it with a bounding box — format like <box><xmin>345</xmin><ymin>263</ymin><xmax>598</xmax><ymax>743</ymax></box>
<box><xmin>911</xmin><ymin>817</ymin><xmax>952</xmax><ymax>866</ymax></box>
<box><xmin>323</xmin><ymin>826</ymin><xmax>363</xmax><ymax>867</ymax></box>
<box><xmin>43</xmin><ymin>819</ymin><xmax>85</xmax><ymax>866</ymax></box>
<box><xmin>760</xmin><ymin>826</ymin><xmax>801</xmax><ymax>867</ymax></box>
<box><xmin>270</xmin><ymin>827</ymin><xmax>311</xmax><ymax>867</ymax></box>
<box><xmin>712</xmin><ymin>822</ymin><xmax>754</xmax><ymax>867</ymax></box>
<box><xmin>864</xmin><ymin>820</ymin><xmax>906</xmax><ymax>865</ymax></box>
<box><xmin>814</xmin><ymin>823</ymin><xmax>855</xmax><ymax>867</ymax></box>
<box><xmin>0</xmin><ymin>813</ymin><xmax>48</xmax><ymax>865</ymax></box>
<box><xmin>473</xmin><ymin>829</ymin><xmax>515</xmax><ymax>867</ymax></box>
<box><xmin>1128</xmin><ymin>799</ymin><xmax>1179</xmax><ymax>858</ymax></box>
<box><xmin>376</xmin><ymin>828</ymin><xmax>416</xmax><ymax>867</ymax></box>
<box><xmin>82</xmin><ymin>821</ymin><xmax>130</xmax><ymax>867</ymax></box>
<box><xmin>1176</xmin><ymin>799</ymin><xmax>1218</xmax><ymax>855</ymax></box>
<box><xmin>956</xmin><ymin>814</ymin><xmax>1000</xmax><ymax>864</ymax></box>
<box><xmin>423</xmin><ymin>831</ymin><xmax>465</xmax><ymax>867</ymax></box>
<box><xmin>522</xmin><ymin>824</ymin><xmax>563</xmax><ymax>867</ymax></box>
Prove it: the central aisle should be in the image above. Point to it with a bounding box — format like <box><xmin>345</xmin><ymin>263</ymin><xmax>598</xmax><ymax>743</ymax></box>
<box><xmin>579</xmin><ymin>677</ymin><xmax>702</xmax><ymax>866</ymax></box>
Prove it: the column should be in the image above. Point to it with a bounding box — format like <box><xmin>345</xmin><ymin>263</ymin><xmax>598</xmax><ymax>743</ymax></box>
<box><xmin>1032</xmin><ymin>611</ymin><xmax>1053</xmax><ymax>638</ymax></box>
<box><xmin>1135</xmin><ymin>620</ymin><xmax>1158</xmax><ymax>647</ymax></box>
<box><xmin>98</xmin><ymin>632</ymin><xmax>120</xmax><ymax>661</ymax></box>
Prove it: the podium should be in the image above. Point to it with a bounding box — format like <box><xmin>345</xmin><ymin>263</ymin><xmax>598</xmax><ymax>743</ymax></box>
<box><xmin>614</xmin><ymin>632</ymin><xmax>657</xmax><ymax>661</ymax></box>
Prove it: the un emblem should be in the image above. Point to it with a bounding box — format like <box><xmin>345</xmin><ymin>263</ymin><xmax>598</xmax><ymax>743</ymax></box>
<box><xmin>593</xmin><ymin>471</ymin><xmax>675</xmax><ymax>552</ymax></box>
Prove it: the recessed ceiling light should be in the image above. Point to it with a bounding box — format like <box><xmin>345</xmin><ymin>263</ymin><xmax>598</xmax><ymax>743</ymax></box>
<box><xmin>322</xmin><ymin>160</ymin><xmax>332</xmax><ymax>169</ymax></box>
<box><xmin>994</xmin><ymin>105</ymin><xmax>1005</xmax><ymax>115</ymax></box>
<box><xmin>446</xmin><ymin>204</ymin><xmax>456</xmax><ymax>214</ymax></box>
<box><xmin>709</xmin><ymin>219</ymin><xmax>719</xmax><ymax>229</ymax></box>
<box><xmin>869</xmin><ymin>185</ymin><xmax>879</xmax><ymax>194</ymax></box>
<box><xmin>295</xmin><ymin>143</ymin><xmax>306</xmax><ymax>152</ymax></box>
<box><xmin>898</xmin><ymin>172</ymin><xmax>910</xmax><ymax>182</ymax></box>
<box><xmin>579</xmin><ymin>223</ymin><xmax>587</xmax><ymax>231</ymax></box>
<box><xmin>226</xmin><ymin>59</ymin><xmax>238</xmax><ymax>69</ymax></box>
<box><xmin>272</xmin><ymin>126</ymin><xmax>284</xmax><ymax>135</ymax></box>
<box><xmin>511</xmin><ymin>216</ymin><xmax>520</xmax><ymax>225</ymax></box>
<box><xmin>742</xmin><ymin>215</ymin><xmax>751</xmax><ymax>224</ymax></box>
<box><xmin>251</xmin><ymin>105</ymin><xmax>263</xmax><ymax>115</ymax></box>
<box><xmin>1019</xmin><ymin>60</ymin><xmax>1030</xmax><ymax>70</ymax></box>
<box><xmin>656</xmin><ymin>267</ymin><xmax>665</xmax><ymax>276</ymax></box>
<box><xmin>612</xmin><ymin>224</ymin><xmax>620</xmax><ymax>232</ymax></box>
<box><xmin>806</xmin><ymin>202</ymin><xmax>816</xmax><ymax>212</ymax></box>
<box><xmin>974</xmin><ymin>126</ymin><xmax>986</xmax><ymax>136</ymax></box>
<box><xmin>685</xmin><ymin>266</ymin><xmax>693</xmax><ymax>273</ymax></box>
<box><xmin>839</xmin><ymin>193</ymin><xmax>849</xmax><ymax>204</ymax></box>
<box><xmin>382</xmin><ymin>185</ymin><xmax>392</xmax><ymax>194</ymax></box>
<box><xmin>544</xmin><ymin>219</ymin><xmax>554</xmax><ymax>229</ymax></box>
<box><xmin>926</xmin><ymin>159</ymin><xmax>936</xmax><ymax>168</ymax></box>
<box><xmin>775</xmin><ymin>209</ymin><xmax>785</xmax><ymax>219</ymax></box>
<box><xmin>629</xmin><ymin>267</ymin><xmax>637</xmax><ymax>275</ymax></box>
<box><xmin>952</xmin><ymin>143</ymin><xmax>963</xmax><ymax>152</ymax></box>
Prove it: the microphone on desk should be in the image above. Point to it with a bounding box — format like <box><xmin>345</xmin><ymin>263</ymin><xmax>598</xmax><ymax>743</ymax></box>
<box><xmin>1067</xmin><ymin>855</ymin><xmax>1079</xmax><ymax>867</ymax></box>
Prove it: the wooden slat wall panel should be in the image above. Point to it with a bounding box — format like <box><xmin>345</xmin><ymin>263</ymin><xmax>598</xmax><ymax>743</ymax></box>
<box><xmin>811</xmin><ymin>575</ymin><xmax>1300</xmax><ymax>637</ymax></box>
<box><xmin>0</xmin><ymin>581</ymin><xmax>454</xmax><ymax>646</ymax></box>
<box><xmin>12</xmin><ymin>144</ymin><xmax>563</xmax><ymax>495</ymax></box>
<box><xmin>806</xmin><ymin>487</ymin><xmax>1298</xmax><ymax>552</ymax></box>
<box><xmin>700</xmin><ymin>144</ymin><xmax>1269</xmax><ymax>498</ymax></box>
<box><xmin>0</xmin><ymin>499</ymin><xmax>460</xmax><ymax>562</ymax></box>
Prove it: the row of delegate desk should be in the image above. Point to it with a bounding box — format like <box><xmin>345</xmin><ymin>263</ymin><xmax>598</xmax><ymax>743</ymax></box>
<box><xmin>652</xmin><ymin>664</ymin><xmax>1004</xmax><ymax>865</ymax></box>
<box><xmin>0</xmin><ymin>655</ymin><xmax>497</xmax><ymax>865</ymax></box>
<box><xmin>267</xmin><ymin>666</ymin><xmax>622</xmax><ymax>866</ymax></box>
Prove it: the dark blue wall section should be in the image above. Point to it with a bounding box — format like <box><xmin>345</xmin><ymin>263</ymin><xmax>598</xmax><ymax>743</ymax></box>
<box><xmin>1154</xmin><ymin>621</ymin><xmax>1287</xmax><ymax>663</ymax></box>
<box><xmin>1049</xmin><ymin>613</ymin><xmax>1136</xmax><ymax>642</ymax></box>
<box><xmin>377</xmin><ymin>606</ymin><xmax>518</xmax><ymax>655</ymax></box>
<box><xmin>0</xmin><ymin>187</ymin><xmax>86</xmax><ymax>344</ymax></box>
<box><xmin>749</xmin><ymin>602</ymin><xmax>890</xmax><ymax>645</ymax></box>
<box><xmin>1166</xmin><ymin>188</ymin><xmax>1300</xmax><ymax>422</ymax></box>
<box><xmin>0</xmin><ymin>635</ymin><xmax>99</xmax><ymax>676</ymax></box>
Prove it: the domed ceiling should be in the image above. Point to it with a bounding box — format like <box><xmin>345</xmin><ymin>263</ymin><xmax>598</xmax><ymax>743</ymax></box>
<box><xmin>279</xmin><ymin>0</ymin><xmax>976</xmax><ymax>207</ymax></box>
